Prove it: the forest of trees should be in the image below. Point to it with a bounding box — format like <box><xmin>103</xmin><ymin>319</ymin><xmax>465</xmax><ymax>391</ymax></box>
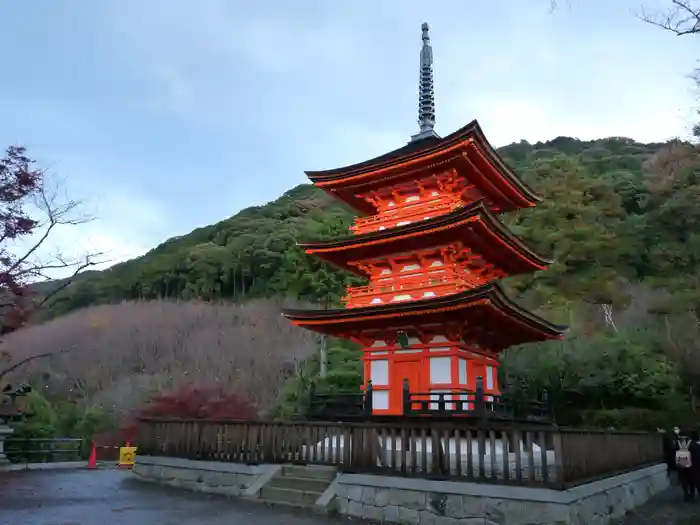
<box><xmin>38</xmin><ymin>136</ymin><xmax>672</xmax><ymax>316</ymax></box>
<box><xmin>1</xmin><ymin>134</ymin><xmax>697</xmax><ymax>433</ymax></box>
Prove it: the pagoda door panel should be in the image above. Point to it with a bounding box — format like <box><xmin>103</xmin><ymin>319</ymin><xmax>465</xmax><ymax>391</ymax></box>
<box><xmin>393</xmin><ymin>360</ymin><xmax>422</xmax><ymax>414</ymax></box>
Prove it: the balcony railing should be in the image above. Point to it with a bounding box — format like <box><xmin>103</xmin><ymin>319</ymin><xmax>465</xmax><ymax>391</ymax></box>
<box><xmin>350</xmin><ymin>199</ymin><xmax>463</xmax><ymax>233</ymax></box>
<box><xmin>342</xmin><ymin>276</ymin><xmax>486</xmax><ymax>306</ymax></box>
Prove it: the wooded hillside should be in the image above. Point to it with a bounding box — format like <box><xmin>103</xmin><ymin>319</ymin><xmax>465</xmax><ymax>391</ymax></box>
<box><xmin>43</xmin><ymin>136</ymin><xmax>674</xmax><ymax>317</ymax></box>
<box><xmin>6</xmin><ymin>134</ymin><xmax>700</xmax><ymax>431</ymax></box>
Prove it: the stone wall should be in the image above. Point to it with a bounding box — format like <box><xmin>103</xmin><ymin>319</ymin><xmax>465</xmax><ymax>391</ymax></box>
<box><xmin>333</xmin><ymin>463</ymin><xmax>669</xmax><ymax>525</ymax></box>
<box><xmin>133</xmin><ymin>456</ymin><xmax>279</xmax><ymax>498</ymax></box>
<box><xmin>132</xmin><ymin>456</ymin><xmax>668</xmax><ymax>525</ymax></box>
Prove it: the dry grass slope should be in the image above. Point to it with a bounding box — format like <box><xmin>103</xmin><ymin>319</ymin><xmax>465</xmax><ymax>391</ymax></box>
<box><xmin>1</xmin><ymin>298</ymin><xmax>317</xmax><ymax>418</ymax></box>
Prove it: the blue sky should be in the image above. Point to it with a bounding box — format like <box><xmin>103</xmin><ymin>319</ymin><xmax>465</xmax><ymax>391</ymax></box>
<box><xmin>0</xmin><ymin>0</ymin><xmax>696</xmax><ymax>273</ymax></box>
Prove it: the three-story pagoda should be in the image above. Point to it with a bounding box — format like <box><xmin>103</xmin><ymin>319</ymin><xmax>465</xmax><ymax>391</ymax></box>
<box><xmin>282</xmin><ymin>23</ymin><xmax>565</xmax><ymax>416</ymax></box>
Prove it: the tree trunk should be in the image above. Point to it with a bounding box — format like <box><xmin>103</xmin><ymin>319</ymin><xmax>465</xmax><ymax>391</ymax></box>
<box><xmin>319</xmin><ymin>294</ymin><xmax>331</xmax><ymax>379</ymax></box>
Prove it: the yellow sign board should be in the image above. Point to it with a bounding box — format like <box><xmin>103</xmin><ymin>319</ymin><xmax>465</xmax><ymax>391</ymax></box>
<box><xmin>119</xmin><ymin>446</ymin><xmax>137</xmax><ymax>468</ymax></box>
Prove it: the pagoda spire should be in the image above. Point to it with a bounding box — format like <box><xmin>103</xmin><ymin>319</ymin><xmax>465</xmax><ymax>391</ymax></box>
<box><xmin>411</xmin><ymin>22</ymin><xmax>439</xmax><ymax>142</ymax></box>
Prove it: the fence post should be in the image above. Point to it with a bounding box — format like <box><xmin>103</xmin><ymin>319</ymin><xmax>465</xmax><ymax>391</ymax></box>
<box><xmin>402</xmin><ymin>379</ymin><xmax>411</xmax><ymax>416</ymax></box>
<box><xmin>364</xmin><ymin>381</ymin><xmax>373</xmax><ymax>417</ymax></box>
<box><xmin>552</xmin><ymin>430</ymin><xmax>565</xmax><ymax>489</ymax></box>
<box><xmin>475</xmin><ymin>376</ymin><xmax>487</xmax><ymax>426</ymax></box>
<box><xmin>350</xmin><ymin>426</ymin><xmax>366</xmax><ymax>470</ymax></box>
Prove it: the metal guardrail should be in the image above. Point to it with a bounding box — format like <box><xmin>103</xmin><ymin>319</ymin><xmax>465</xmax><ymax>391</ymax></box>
<box><xmin>4</xmin><ymin>437</ymin><xmax>87</xmax><ymax>464</ymax></box>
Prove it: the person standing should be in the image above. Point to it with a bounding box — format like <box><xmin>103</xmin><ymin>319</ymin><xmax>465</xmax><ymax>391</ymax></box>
<box><xmin>688</xmin><ymin>430</ymin><xmax>700</xmax><ymax>498</ymax></box>
<box><xmin>663</xmin><ymin>426</ymin><xmax>681</xmax><ymax>483</ymax></box>
<box><xmin>676</xmin><ymin>434</ymin><xmax>695</xmax><ymax>500</ymax></box>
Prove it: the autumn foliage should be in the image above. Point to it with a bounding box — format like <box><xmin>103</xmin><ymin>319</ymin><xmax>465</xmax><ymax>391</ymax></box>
<box><xmin>0</xmin><ymin>145</ymin><xmax>101</xmax><ymax>392</ymax></box>
<box><xmin>136</xmin><ymin>385</ymin><xmax>258</xmax><ymax>420</ymax></box>
<box><xmin>0</xmin><ymin>146</ymin><xmax>97</xmax><ymax>340</ymax></box>
<box><xmin>113</xmin><ymin>385</ymin><xmax>259</xmax><ymax>443</ymax></box>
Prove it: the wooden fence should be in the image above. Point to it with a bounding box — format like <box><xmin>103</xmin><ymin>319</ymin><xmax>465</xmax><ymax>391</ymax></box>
<box><xmin>137</xmin><ymin>418</ymin><xmax>664</xmax><ymax>489</ymax></box>
<box><xmin>304</xmin><ymin>376</ymin><xmax>552</xmax><ymax>423</ymax></box>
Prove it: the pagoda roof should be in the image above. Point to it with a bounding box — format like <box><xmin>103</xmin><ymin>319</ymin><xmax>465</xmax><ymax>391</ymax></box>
<box><xmin>281</xmin><ymin>283</ymin><xmax>566</xmax><ymax>350</ymax></box>
<box><xmin>304</xmin><ymin>120</ymin><xmax>541</xmax><ymax>215</ymax></box>
<box><xmin>301</xmin><ymin>200</ymin><xmax>550</xmax><ymax>277</ymax></box>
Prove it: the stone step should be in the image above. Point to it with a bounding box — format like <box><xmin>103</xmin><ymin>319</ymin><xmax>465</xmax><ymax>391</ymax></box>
<box><xmin>281</xmin><ymin>465</ymin><xmax>336</xmax><ymax>481</ymax></box>
<box><xmin>267</xmin><ymin>475</ymin><xmax>331</xmax><ymax>493</ymax></box>
<box><xmin>259</xmin><ymin>486</ymin><xmax>323</xmax><ymax>507</ymax></box>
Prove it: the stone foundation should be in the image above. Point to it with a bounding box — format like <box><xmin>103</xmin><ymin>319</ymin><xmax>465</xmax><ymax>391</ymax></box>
<box><xmin>133</xmin><ymin>456</ymin><xmax>278</xmax><ymax>497</ymax></box>
<box><xmin>334</xmin><ymin>463</ymin><xmax>669</xmax><ymax>525</ymax></box>
<box><xmin>133</xmin><ymin>456</ymin><xmax>668</xmax><ymax>525</ymax></box>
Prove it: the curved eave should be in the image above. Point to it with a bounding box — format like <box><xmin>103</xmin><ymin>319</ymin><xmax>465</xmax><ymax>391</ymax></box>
<box><xmin>281</xmin><ymin>283</ymin><xmax>567</xmax><ymax>347</ymax></box>
<box><xmin>299</xmin><ymin>200</ymin><xmax>552</xmax><ymax>276</ymax></box>
<box><xmin>304</xmin><ymin>119</ymin><xmax>541</xmax><ymax>205</ymax></box>
<box><xmin>305</xmin><ymin>120</ymin><xmax>479</xmax><ymax>180</ymax></box>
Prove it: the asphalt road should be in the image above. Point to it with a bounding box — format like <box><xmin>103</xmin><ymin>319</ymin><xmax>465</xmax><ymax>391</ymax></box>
<box><xmin>0</xmin><ymin>468</ymin><xmax>359</xmax><ymax>525</ymax></box>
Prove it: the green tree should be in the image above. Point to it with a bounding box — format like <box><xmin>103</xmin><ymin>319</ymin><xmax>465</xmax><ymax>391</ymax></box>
<box><xmin>506</xmin><ymin>154</ymin><xmax>633</xmax><ymax>315</ymax></box>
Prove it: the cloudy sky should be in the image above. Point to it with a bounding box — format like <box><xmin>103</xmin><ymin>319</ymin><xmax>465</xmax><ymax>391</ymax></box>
<box><xmin>0</xmin><ymin>0</ymin><xmax>696</xmax><ymax>274</ymax></box>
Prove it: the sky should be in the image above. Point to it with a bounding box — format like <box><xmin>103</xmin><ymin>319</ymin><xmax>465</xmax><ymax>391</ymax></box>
<box><xmin>0</xmin><ymin>0</ymin><xmax>697</xmax><ymax>276</ymax></box>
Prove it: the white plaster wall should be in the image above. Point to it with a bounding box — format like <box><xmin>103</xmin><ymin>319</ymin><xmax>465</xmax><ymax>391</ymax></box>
<box><xmin>370</xmin><ymin>360</ymin><xmax>389</xmax><ymax>385</ymax></box>
<box><xmin>372</xmin><ymin>391</ymin><xmax>390</xmax><ymax>410</ymax></box>
<box><xmin>429</xmin><ymin>357</ymin><xmax>451</xmax><ymax>384</ymax></box>
<box><xmin>458</xmin><ymin>359</ymin><xmax>467</xmax><ymax>385</ymax></box>
<box><xmin>486</xmin><ymin>365</ymin><xmax>494</xmax><ymax>389</ymax></box>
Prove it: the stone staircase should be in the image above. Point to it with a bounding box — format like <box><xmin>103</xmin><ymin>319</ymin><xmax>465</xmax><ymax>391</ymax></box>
<box><xmin>259</xmin><ymin>465</ymin><xmax>337</xmax><ymax>508</ymax></box>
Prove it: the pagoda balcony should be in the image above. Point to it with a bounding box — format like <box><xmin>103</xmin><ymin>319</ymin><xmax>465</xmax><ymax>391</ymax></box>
<box><xmin>342</xmin><ymin>276</ymin><xmax>481</xmax><ymax>308</ymax></box>
<box><xmin>350</xmin><ymin>199</ymin><xmax>463</xmax><ymax>235</ymax></box>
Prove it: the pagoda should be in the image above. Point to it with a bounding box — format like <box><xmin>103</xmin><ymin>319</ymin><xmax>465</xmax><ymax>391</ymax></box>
<box><xmin>282</xmin><ymin>23</ymin><xmax>565</xmax><ymax>416</ymax></box>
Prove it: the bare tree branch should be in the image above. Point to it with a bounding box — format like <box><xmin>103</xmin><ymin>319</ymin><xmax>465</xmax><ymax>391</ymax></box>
<box><xmin>0</xmin><ymin>349</ymin><xmax>69</xmax><ymax>383</ymax></box>
<box><xmin>639</xmin><ymin>0</ymin><xmax>700</xmax><ymax>36</ymax></box>
<box><xmin>0</xmin><ymin>147</ymin><xmax>108</xmax><ymax>342</ymax></box>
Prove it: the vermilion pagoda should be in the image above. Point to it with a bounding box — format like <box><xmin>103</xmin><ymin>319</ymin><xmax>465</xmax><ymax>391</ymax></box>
<box><xmin>282</xmin><ymin>23</ymin><xmax>565</xmax><ymax>416</ymax></box>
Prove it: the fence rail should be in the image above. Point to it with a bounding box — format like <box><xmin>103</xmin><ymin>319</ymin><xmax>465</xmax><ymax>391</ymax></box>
<box><xmin>305</xmin><ymin>376</ymin><xmax>553</xmax><ymax>424</ymax></box>
<box><xmin>137</xmin><ymin>418</ymin><xmax>663</xmax><ymax>489</ymax></box>
<box><xmin>4</xmin><ymin>438</ymin><xmax>87</xmax><ymax>464</ymax></box>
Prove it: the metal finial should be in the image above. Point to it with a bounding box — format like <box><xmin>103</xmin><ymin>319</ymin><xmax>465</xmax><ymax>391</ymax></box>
<box><xmin>410</xmin><ymin>22</ymin><xmax>439</xmax><ymax>142</ymax></box>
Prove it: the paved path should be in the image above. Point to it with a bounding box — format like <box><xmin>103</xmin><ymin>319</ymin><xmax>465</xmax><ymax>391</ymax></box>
<box><xmin>617</xmin><ymin>487</ymin><xmax>700</xmax><ymax>525</ymax></box>
<box><xmin>0</xmin><ymin>469</ymin><xmax>360</xmax><ymax>525</ymax></box>
<box><xmin>4</xmin><ymin>468</ymin><xmax>700</xmax><ymax>525</ymax></box>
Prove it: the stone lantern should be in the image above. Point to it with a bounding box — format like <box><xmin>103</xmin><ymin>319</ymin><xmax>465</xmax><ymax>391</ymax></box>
<box><xmin>0</xmin><ymin>384</ymin><xmax>31</xmax><ymax>466</ymax></box>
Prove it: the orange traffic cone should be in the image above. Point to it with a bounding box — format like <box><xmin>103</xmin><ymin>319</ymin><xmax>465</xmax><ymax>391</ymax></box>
<box><xmin>87</xmin><ymin>441</ymin><xmax>97</xmax><ymax>469</ymax></box>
